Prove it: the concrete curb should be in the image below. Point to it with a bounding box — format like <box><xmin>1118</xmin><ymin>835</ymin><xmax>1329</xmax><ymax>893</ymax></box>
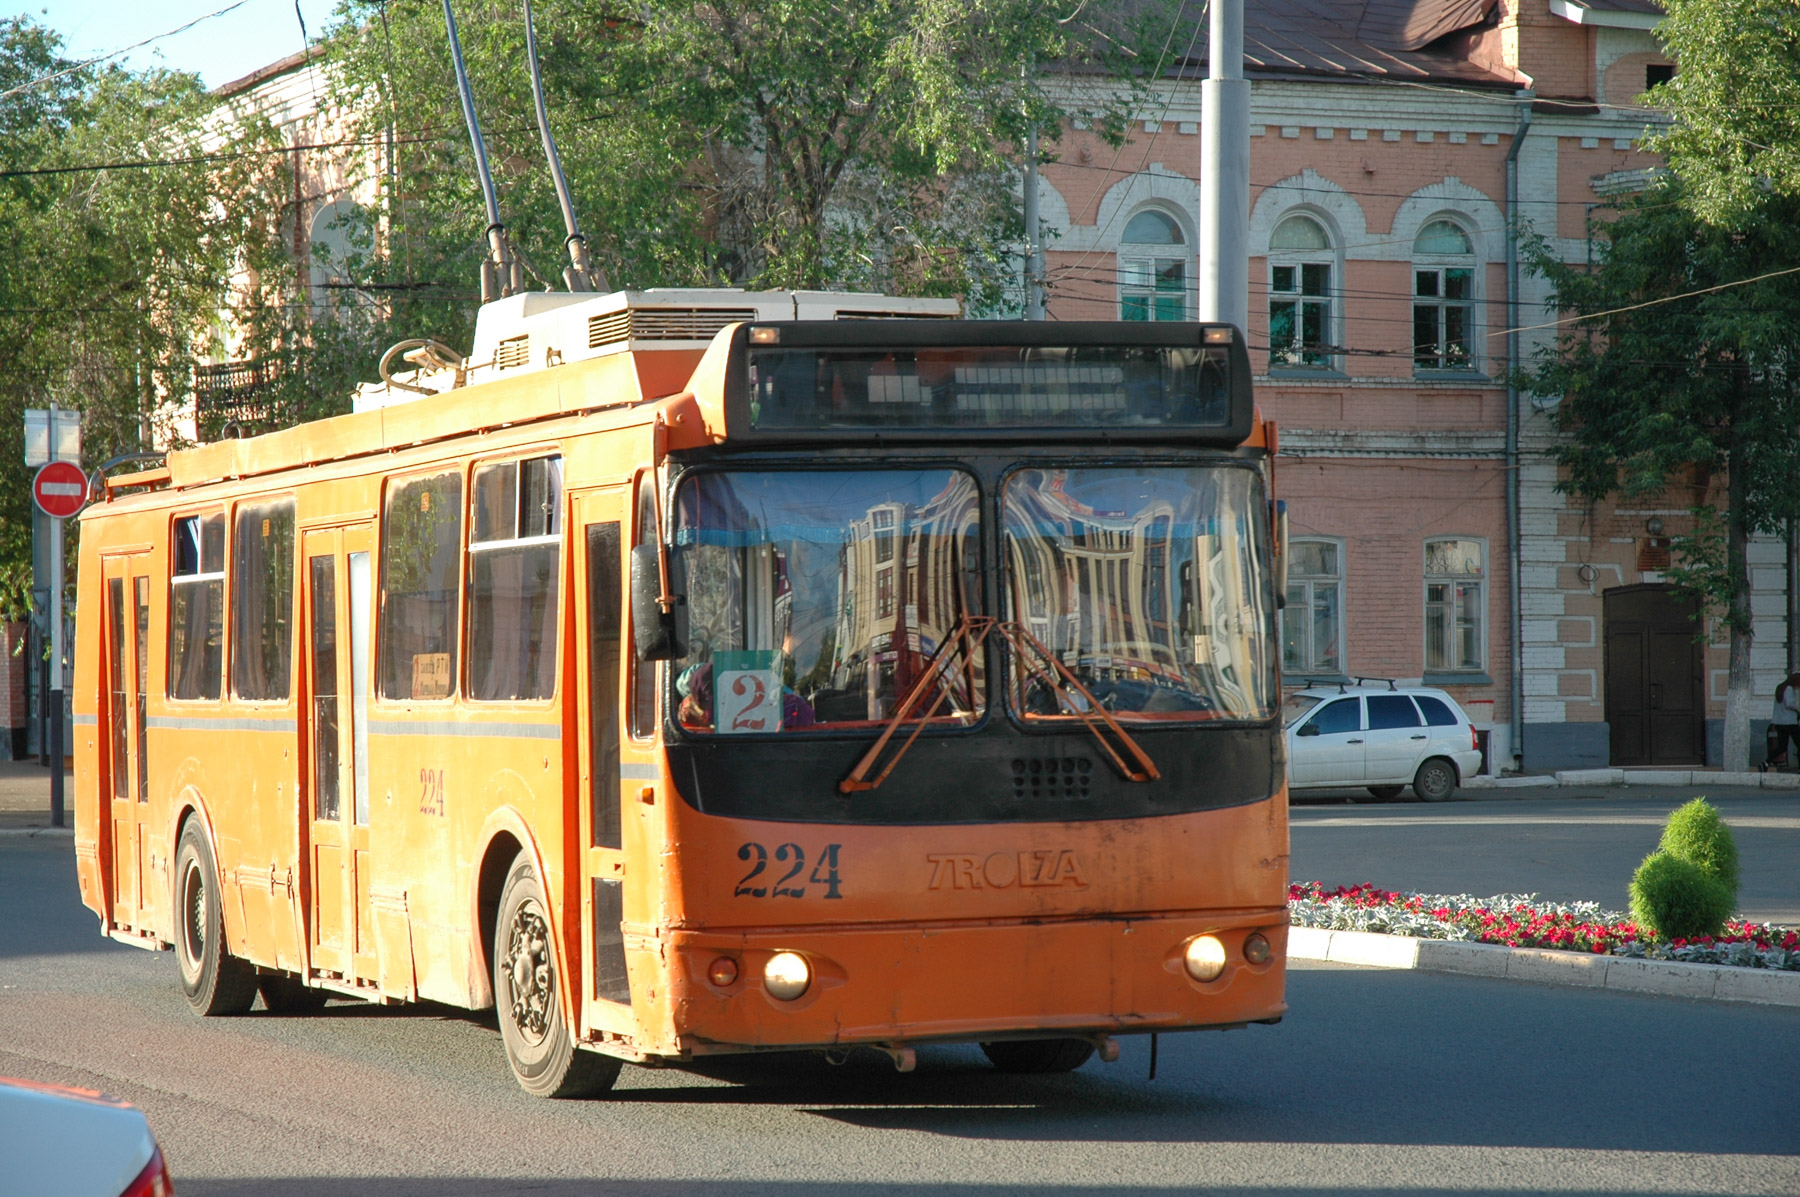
<box><xmin>0</xmin><ymin>827</ymin><xmax>74</xmax><ymax>838</ymax></box>
<box><xmin>1288</xmin><ymin>926</ymin><xmax>1800</xmax><ymax>1008</ymax></box>
<box><xmin>1461</xmin><ymin>770</ymin><xmax>1800</xmax><ymax>790</ymax></box>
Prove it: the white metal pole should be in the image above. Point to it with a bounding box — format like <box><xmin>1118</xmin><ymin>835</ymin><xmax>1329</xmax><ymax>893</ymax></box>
<box><xmin>48</xmin><ymin>398</ymin><xmax>65</xmax><ymax>829</ymax></box>
<box><xmin>1198</xmin><ymin>0</ymin><xmax>1249</xmax><ymax>333</ymax></box>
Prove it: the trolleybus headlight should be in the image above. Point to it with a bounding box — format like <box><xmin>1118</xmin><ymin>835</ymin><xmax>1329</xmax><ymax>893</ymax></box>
<box><xmin>1243</xmin><ymin>932</ymin><xmax>1272</xmax><ymax>966</ymax></box>
<box><xmin>708</xmin><ymin>956</ymin><xmax>740</xmax><ymax>987</ymax></box>
<box><xmin>1183</xmin><ymin>935</ymin><xmax>1228</xmax><ymax>982</ymax></box>
<box><xmin>763</xmin><ymin>951</ymin><xmax>811</xmax><ymax>1000</ymax></box>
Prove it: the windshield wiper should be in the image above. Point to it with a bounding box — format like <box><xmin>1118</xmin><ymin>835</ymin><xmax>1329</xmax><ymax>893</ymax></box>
<box><xmin>838</xmin><ymin>615</ymin><xmax>1160</xmax><ymax>793</ymax></box>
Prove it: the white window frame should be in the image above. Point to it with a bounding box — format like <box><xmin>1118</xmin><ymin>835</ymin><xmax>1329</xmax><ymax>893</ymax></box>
<box><xmin>1423</xmin><ymin>537</ymin><xmax>1486</xmax><ymax>675</ymax></box>
<box><xmin>1117</xmin><ymin>206</ymin><xmax>1190</xmax><ymax>323</ymax></box>
<box><xmin>1281</xmin><ymin>537</ymin><xmax>1344</xmax><ymax>677</ymax></box>
<box><xmin>1268</xmin><ymin>213</ymin><xmax>1337</xmax><ymax>370</ymax></box>
<box><xmin>1412</xmin><ymin>217</ymin><xmax>1480</xmax><ymax>373</ymax></box>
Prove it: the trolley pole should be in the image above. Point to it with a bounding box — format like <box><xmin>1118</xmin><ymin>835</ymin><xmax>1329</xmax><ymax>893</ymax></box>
<box><xmin>1198</xmin><ymin>0</ymin><xmax>1249</xmax><ymax>332</ymax></box>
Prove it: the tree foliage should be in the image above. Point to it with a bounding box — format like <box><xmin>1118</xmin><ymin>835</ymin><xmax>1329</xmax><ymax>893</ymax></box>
<box><xmin>1648</xmin><ymin>0</ymin><xmax>1800</xmax><ymax>227</ymax></box>
<box><xmin>0</xmin><ymin>17</ymin><xmax>297</xmax><ymax>620</ymax></box>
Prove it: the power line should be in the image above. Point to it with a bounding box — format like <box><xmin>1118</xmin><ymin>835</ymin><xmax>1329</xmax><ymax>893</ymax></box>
<box><xmin>0</xmin><ymin>2</ymin><xmax>249</xmax><ymax>103</ymax></box>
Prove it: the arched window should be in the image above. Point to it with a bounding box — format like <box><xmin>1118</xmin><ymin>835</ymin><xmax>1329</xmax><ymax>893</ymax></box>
<box><xmin>309</xmin><ymin>198</ymin><xmax>364</xmax><ymax>312</ymax></box>
<box><xmin>1413</xmin><ymin>219</ymin><xmax>1476</xmax><ymax>371</ymax></box>
<box><xmin>1268</xmin><ymin>214</ymin><xmax>1333</xmax><ymax>368</ymax></box>
<box><xmin>1119</xmin><ymin>208</ymin><xmax>1187</xmax><ymax>322</ymax></box>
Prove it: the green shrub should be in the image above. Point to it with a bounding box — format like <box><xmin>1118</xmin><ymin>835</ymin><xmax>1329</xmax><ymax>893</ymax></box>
<box><xmin>1629</xmin><ymin>851</ymin><xmax>1733</xmax><ymax>940</ymax></box>
<box><xmin>1659</xmin><ymin>797</ymin><xmax>1740</xmax><ymax>899</ymax></box>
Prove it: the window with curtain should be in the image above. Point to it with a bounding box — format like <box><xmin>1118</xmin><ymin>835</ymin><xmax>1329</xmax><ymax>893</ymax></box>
<box><xmin>467</xmin><ymin>455</ymin><xmax>563</xmax><ymax>702</ymax></box>
<box><xmin>231</xmin><ymin>498</ymin><xmax>296</xmax><ymax>701</ymax></box>
<box><xmin>1413</xmin><ymin>219</ymin><xmax>1477</xmax><ymax>371</ymax></box>
<box><xmin>1268</xmin><ymin>214</ymin><xmax>1334</xmax><ymax>368</ymax></box>
<box><xmin>168</xmin><ymin>512</ymin><xmax>225</xmax><ymax>701</ymax></box>
<box><xmin>1424</xmin><ymin>538</ymin><xmax>1484</xmax><ymax>673</ymax></box>
<box><xmin>1281</xmin><ymin>538</ymin><xmax>1342</xmax><ymax>675</ymax></box>
<box><xmin>1119</xmin><ymin>208</ymin><xmax>1188</xmax><ymax>322</ymax></box>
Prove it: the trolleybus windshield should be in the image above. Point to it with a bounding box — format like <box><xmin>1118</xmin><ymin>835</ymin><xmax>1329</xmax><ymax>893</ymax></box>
<box><xmin>670</xmin><ymin>468</ymin><xmax>983</xmax><ymax>734</ymax></box>
<box><xmin>1002</xmin><ymin>465</ymin><xmax>1275</xmax><ymax>724</ymax></box>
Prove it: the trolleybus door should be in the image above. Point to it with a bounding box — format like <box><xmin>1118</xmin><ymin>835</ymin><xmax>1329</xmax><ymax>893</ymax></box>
<box><xmin>101</xmin><ymin>555</ymin><xmax>153</xmax><ymax>930</ymax></box>
<box><xmin>573</xmin><ymin>488</ymin><xmax>638</xmax><ymax>1032</ymax></box>
<box><xmin>302</xmin><ymin>525</ymin><xmax>376</xmax><ymax>985</ymax></box>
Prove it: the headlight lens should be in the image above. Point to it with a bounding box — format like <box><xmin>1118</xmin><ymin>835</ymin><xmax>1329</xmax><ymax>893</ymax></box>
<box><xmin>1243</xmin><ymin>932</ymin><xmax>1272</xmax><ymax>966</ymax></box>
<box><xmin>1183</xmin><ymin>935</ymin><xmax>1228</xmax><ymax>982</ymax></box>
<box><xmin>763</xmin><ymin>951</ymin><xmax>812</xmax><ymax>1000</ymax></box>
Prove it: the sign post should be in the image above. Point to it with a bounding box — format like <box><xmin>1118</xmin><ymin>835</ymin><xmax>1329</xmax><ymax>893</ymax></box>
<box><xmin>28</xmin><ymin>404</ymin><xmax>84</xmax><ymax>829</ymax></box>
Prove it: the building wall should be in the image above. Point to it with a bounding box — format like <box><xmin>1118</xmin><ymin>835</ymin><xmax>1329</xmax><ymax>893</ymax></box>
<box><xmin>1</xmin><ymin>622</ymin><xmax>25</xmax><ymax>760</ymax></box>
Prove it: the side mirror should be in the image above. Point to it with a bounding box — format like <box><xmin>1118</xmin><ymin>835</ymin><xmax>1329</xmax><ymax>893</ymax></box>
<box><xmin>631</xmin><ymin>544</ymin><xmax>686</xmax><ymax>661</ymax></box>
<box><xmin>1297</xmin><ymin>722</ymin><xmax>1320</xmax><ymax>737</ymax></box>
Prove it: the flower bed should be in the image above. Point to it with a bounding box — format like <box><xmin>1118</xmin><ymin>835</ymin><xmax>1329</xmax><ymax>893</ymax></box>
<box><xmin>1289</xmin><ymin>882</ymin><xmax>1800</xmax><ymax>971</ymax></box>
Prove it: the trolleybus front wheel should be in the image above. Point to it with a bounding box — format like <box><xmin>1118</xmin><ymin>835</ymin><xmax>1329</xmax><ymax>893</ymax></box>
<box><xmin>174</xmin><ymin>819</ymin><xmax>259</xmax><ymax>1017</ymax></box>
<box><xmin>494</xmin><ymin>854</ymin><xmax>622</xmax><ymax>1098</ymax></box>
<box><xmin>979</xmin><ymin>1039</ymin><xmax>1095</xmax><ymax>1073</ymax></box>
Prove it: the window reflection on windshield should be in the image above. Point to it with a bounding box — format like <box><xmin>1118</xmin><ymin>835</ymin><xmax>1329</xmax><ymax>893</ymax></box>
<box><xmin>1002</xmin><ymin>466</ymin><xmax>1274</xmax><ymax>723</ymax></box>
<box><xmin>671</xmin><ymin>470</ymin><xmax>983</xmax><ymax>733</ymax></box>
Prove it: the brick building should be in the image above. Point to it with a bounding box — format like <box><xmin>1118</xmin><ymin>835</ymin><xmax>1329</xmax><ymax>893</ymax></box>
<box><xmin>191</xmin><ymin>0</ymin><xmax>1792</xmax><ymax>773</ymax></box>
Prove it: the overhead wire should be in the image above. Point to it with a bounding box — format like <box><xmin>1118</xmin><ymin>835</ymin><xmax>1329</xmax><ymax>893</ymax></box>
<box><xmin>0</xmin><ymin>2</ymin><xmax>250</xmax><ymax>102</ymax></box>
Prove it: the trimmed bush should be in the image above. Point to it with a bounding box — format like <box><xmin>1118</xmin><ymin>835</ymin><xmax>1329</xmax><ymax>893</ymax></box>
<box><xmin>1659</xmin><ymin>797</ymin><xmax>1741</xmax><ymax>899</ymax></box>
<box><xmin>1629</xmin><ymin>851</ymin><xmax>1733</xmax><ymax>940</ymax></box>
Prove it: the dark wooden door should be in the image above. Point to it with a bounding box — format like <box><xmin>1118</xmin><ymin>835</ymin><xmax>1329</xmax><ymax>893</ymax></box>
<box><xmin>1604</xmin><ymin>585</ymin><xmax>1703</xmax><ymax>766</ymax></box>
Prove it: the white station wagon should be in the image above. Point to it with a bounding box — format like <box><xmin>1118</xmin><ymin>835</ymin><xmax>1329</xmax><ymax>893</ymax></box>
<box><xmin>1283</xmin><ymin>684</ymin><xmax>1484</xmax><ymax>802</ymax></box>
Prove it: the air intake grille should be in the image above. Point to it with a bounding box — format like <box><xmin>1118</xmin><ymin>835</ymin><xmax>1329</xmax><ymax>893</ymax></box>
<box><xmin>495</xmin><ymin>335</ymin><xmax>530</xmax><ymax>369</ymax></box>
<box><xmin>1011</xmin><ymin>756</ymin><xmax>1093</xmax><ymax>800</ymax></box>
<box><xmin>588</xmin><ymin>308</ymin><xmax>759</xmax><ymax>349</ymax></box>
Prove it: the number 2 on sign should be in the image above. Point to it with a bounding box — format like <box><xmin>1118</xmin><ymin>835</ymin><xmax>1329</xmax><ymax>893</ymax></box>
<box><xmin>717</xmin><ymin>666</ymin><xmax>781</xmax><ymax>733</ymax></box>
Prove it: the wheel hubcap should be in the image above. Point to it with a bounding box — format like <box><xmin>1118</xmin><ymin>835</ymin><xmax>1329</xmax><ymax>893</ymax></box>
<box><xmin>504</xmin><ymin>901</ymin><xmax>553</xmax><ymax>1044</ymax></box>
<box><xmin>180</xmin><ymin>860</ymin><xmax>205</xmax><ymax>975</ymax></box>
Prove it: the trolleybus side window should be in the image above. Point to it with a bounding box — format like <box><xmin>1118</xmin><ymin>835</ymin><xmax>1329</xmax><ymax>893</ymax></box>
<box><xmin>467</xmin><ymin>454</ymin><xmax>562</xmax><ymax>702</ymax></box>
<box><xmin>379</xmin><ymin>470</ymin><xmax>463</xmax><ymax>701</ymax></box>
<box><xmin>629</xmin><ymin>476</ymin><xmax>658</xmax><ymax>739</ymax></box>
<box><xmin>668</xmin><ymin>468</ymin><xmax>984</xmax><ymax>733</ymax></box>
<box><xmin>1001</xmin><ymin>465</ymin><xmax>1274</xmax><ymax>723</ymax></box>
<box><xmin>587</xmin><ymin>521</ymin><xmax>623</xmax><ymax>848</ymax></box>
<box><xmin>231</xmin><ymin>498</ymin><xmax>296</xmax><ymax>702</ymax></box>
<box><xmin>168</xmin><ymin>512</ymin><xmax>225</xmax><ymax>701</ymax></box>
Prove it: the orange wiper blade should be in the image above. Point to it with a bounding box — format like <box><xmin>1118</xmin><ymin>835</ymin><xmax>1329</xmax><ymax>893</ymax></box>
<box><xmin>995</xmin><ymin>622</ymin><xmax>1160</xmax><ymax>783</ymax></box>
<box><xmin>838</xmin><ymin>615</ymin><xmax>993</xmax><ymax>794</ymax></box>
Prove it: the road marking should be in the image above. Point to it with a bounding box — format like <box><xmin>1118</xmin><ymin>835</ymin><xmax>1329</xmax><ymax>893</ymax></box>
<box><xmin>1293</xmin><ymin>814</ymin><xmax>1800</xmax><ymax>830</ymax></box>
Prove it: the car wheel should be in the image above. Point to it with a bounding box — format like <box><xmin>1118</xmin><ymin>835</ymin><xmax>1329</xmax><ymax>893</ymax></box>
<box><xmin>979</xmin><ymin>1039</ymin><xmax>1095</xmax><ymax>1073</ymax></box>
<box><xmin>1364</xmin><ymin>785</ymin><xmax>1405</xmax><ymax>802</ymax></box>
<box><xmin>494</xmin><ymin>854</ymin><xmax>623</xmax><ymax>1098</ymax></box>
<box><xmin>1413</xmin><ymin>758</ymin><xmax>1457</xmax><ymax>803</ymax></box>
<box><xmin>258</xmin><ymin>974</ymin><xmax>328</xmax><ymax>1014</ymax></box>
<box><xmin>174</xmin><ymin>819</ymin><xmax>259</xmax><ymax>1016</ymax></box>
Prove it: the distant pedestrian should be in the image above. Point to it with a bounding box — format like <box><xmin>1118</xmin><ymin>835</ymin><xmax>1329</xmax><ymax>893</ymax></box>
<box><xmin>1768</xmin><ymin>671</ymin><xmax>1800</xmax><ymax>769</ymax></box>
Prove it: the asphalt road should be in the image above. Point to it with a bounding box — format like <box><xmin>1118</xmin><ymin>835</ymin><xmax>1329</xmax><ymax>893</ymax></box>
<box><xmin>3</xmin><ymin>819</ymin><xmax>1797</xmax><ymax>1196</ymax></box>
<box><xmin>1290</xmin><ymin>785</ymin><xmax>1800</xmax><ymax>923</ymax></box>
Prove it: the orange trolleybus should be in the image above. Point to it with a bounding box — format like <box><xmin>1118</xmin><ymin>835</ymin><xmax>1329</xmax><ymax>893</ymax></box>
<box><xmin>72</xmin><ymin>288</ymin><xmax>1289</xmax><ymax>1096</ymax></box>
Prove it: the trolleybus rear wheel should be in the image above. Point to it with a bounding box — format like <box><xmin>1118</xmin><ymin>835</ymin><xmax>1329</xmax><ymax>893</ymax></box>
<box><xmin>494</xmin><ymin>854</ymin><xmax>622</xmax><ymax>1098</ymax></box>
<box><xmin>979</xmin><ymin>1038</ymin><xmax>1095</xmax><ymax>1073</ymax></box>
<box><xmin>174</xmin><ymin>819</ymin><xmax>259</xmax><ymax>1016</ymax></box>
<box><xmin>257</xmin><ymin>974</ymin><xmax>328</xmax><ymax>1014</ymax></box>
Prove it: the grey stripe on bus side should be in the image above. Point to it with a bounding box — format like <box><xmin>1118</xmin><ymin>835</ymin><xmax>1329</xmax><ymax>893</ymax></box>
<box><xmin>72</xmin><ymin>713</ymin><xmax>98</xmax><ymax>726</ymax></box>
<box><xmin>148</xmin><ymin>715</ymin><xmax>299</xmax><ymax>734</ymax></box>
<box><xmin>370</xmin><ymin>720</ymin><xmax>563</xmax><ymax>741</ymax></box>
<box><xmin>620</xmin><ymin>762</ymin><xmax>660</xmax><ymax>780</ymax></box>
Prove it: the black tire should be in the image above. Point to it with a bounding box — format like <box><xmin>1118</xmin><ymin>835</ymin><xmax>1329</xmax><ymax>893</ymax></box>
<box><xmin>258</xmin><ymin>974</ymin><xmax>328</xmax><ymax>1014</ymax></box>
<box><xmin>1364</xmin><ymin>786</ymin><xmax>1404</xmax><ymax>802</ymax></box>
<box><xmin>1413</xmin><ymin>758</ymin><xmax>1457</xmax><ymax>803</ymax></box>
<box><xmin>494</xmin><ymin>854</ymin><xmax>622</xmax><ymax>1098</ymax></box>
<box><xmin>979</xmin><ymin>1038</ymin><xmax>1095</xmax><ymax>1073</ymax></box>
<box><xmin>174</xmin><ymin>819</ymin><xmax>258</xmax><ymax>1016</ymax></box>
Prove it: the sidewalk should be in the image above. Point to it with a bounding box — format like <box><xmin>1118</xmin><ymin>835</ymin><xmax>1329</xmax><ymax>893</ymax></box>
<box><xmin>1467</xmin><ymin>766</ymin><xmax>1800</xmax><ymax>792</ymax></box>
<box><xmin>0</xmin><ymin>758</ymin><xmax>71</xmax><ymax>832</ymax></box>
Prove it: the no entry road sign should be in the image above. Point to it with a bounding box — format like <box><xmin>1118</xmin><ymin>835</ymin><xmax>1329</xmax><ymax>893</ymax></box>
<box><xmin>33</xmin><ymin>460</ymin><xmax>87</xmax><ymax>519</ymax></box>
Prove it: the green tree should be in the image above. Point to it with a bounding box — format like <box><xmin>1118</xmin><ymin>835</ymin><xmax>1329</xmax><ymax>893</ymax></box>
<box><xmin>317</xmin><ymin>0</ymin><xmax>1163</xmax><ymax>342</ymax></box>
<box><xmin>1647</xmin><ymin>0</ymin><xmax>1800</xmax><ymax>227</ymax></box>
<box><xmin>0</xmin><ymin>16</ymin><xmax>296</xmax><ymax>620</ymax></box>
<box><xmin>1522</xmin><ymin>183</ymin><xmax>1800</xmax><ymax>770</ymax></box>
